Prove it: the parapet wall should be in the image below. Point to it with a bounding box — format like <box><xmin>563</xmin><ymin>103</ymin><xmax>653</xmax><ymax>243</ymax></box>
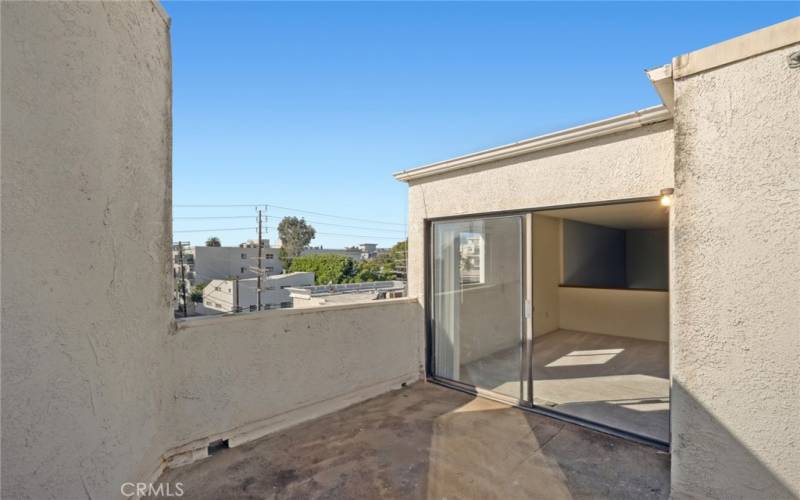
<box><xmin>165</xmin><ymin>299</ymin><xmax>423</xmax><ymax>467</ymax></box>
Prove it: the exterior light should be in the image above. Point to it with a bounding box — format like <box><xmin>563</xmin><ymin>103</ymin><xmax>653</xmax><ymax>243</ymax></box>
<box><xmin>660</xmin><ymin>188</ymin><xmax>674</xmax><ymax>207</ymax></box>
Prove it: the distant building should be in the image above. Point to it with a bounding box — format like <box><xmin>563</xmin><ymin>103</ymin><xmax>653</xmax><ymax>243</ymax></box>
<box><xmin>287</xmin><ymin>280</ymin><xmax>406</xmax><ymax>309</ymax></box>
<box><xmin>301</xmin><ymin>243</ymin><xmax>385</xmax><ymax>261</ymax></box>
<box><xmin>173</xmin><ymin>240</ymin><xmax>283</xmax><ymax>287</ymax></box>
<box><xmin>202</xmin><ymin>272</ymin><xmax>315</xmax><ymax>314</ymax></box>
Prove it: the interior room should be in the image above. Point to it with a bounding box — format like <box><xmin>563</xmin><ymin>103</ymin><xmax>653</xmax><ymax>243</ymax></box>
<box><xmin>530</xmin><ymin>201</ymin><xmax>670</xmax><ymax>442</ymax></box>
<box><xmin>432</xmin><ymin>200</ymin><xmax>669</xmax><ymax>443</ymax></box>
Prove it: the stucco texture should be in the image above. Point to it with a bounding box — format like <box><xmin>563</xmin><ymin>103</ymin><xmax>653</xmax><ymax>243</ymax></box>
<box><xmin>1</xmin><ymin>2</ymin><xmax>172</xmax><ymax>499</ymax></box>
<box><xmin>405</xmin><ymin>121</ymin><xmax>674</xmax><ymax>301</ymax></box>
<box><xmin>670</xmin><ymin>43</ymin><xmax>800</xmax><ymax>499</ymax></box>
<box><xmin>166</xmin><ymin>300</ymin><xmax>422</xmax><ymax>450</ymax></box>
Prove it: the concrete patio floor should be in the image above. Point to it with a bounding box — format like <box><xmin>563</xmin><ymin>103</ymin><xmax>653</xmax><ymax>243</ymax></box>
<box><xmin>157</xmin><ymin>382</ymin><xmax>669</xmax><ymax>499</ymax></box>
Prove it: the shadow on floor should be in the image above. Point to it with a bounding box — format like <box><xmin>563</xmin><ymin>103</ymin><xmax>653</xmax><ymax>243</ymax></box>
<box><xmin>155</xmin><ymin>382</ymin><xmax>669</xmax><ymax>499</ymax></box>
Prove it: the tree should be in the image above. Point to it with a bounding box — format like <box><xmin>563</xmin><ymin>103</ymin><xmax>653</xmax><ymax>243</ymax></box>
<box><xmin>289</xmin><ymin>254</ymin><xmax>355</xmax><ymax>285</ymax></box>
<box><xmin>190</xmin><ymin>283</ymin><xmax>206</xmax><ymax>303</ymax></box>
<box><xmin>372</xmin><ymin>240</ymin><xmax>407</xmax><ymax>279</ymax></box>
<box><xmin>206</xmin><ymin>236</ymin><xmax>221</xmax><ymax>247</ymax></box>
<box><xmin>277</xmin><ymin>217</ymin><xmax>315</xmax><ymax>265</ymax></box>
<box><xmin>351</xmin><ymin>259</ymin><xmax>385</xmax><ymax>282</ymax></box>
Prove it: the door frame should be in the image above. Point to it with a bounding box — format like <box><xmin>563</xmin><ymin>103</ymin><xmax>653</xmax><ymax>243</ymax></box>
<box><xmin>424</xmin><ymin>195</ymin><xmax>670</xmax><ymax>450</ymax></box>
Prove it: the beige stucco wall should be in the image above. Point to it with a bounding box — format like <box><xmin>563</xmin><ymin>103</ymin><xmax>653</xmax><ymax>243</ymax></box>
<box><xmin>406</xmin><ymin>120</ymin><xmax>674</xmax><ymax>302</ymax></box>
<box><xmin>165</xmin><ymin>299</ymin><xmax>422</xmax><ymax>460</ymax></box>
<box><xmin>671</xmin><ymin>42</ymin><xmax>800</xmax><ymax>498</ymax></box>
<box><xmin>1</xmin><ymin>2</ymin><xmax>172</xmax><ymax>499</ymax></box>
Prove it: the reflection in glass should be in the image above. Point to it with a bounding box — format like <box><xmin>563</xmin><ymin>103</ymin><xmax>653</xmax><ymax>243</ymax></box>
<box><xmin>432</xmin><ymin>216</ymin><xmax>524</xmax><ymax>400</ymax></box>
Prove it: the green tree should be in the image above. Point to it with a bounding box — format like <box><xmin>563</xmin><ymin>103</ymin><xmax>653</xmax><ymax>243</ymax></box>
<box><xmin>289</xmin><ymin>254</ymin><xmax>355</xmax><ymax>284</ymax></box>
<box><xmin>205</xmin><ymin>236</ymin><xmax>221</xmax><ymax>247</ymax></box>
<box><xmin>277</xmin><ymin>217</ymin><xmax>316</xmax><ymax>267</ymax></box>
<box><xmin>190</xmin><ymin>282</ymin><xmax>207</xmax><ymax>303</ymax></box>
<box><xmin>352</xmin><ymin>259</ymin><xmax>386</xmax><ymax>282</ymax></box>
<box><xmin>371</xmin><ymin>240</ymin><xmax>407</xmax><ymax>279</ymax></box>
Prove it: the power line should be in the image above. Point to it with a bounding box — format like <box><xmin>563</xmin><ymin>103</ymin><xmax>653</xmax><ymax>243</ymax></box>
<box><xmin>174</xmin><ymin>215</ymin><xmax>254</xmax><ymax>220</ymax></box>
<box><xmin>265</xmin><ymin>216</ymin><xmax>405</xmax><ymax>234</ymax></box>
<box><xmin>173</xmin><ymin>215</ymin><xmax>405</xmax><ymax>234</ymax></box>
<box><xmin>173</xmin><ymin>225</ymin><xmax>404</xmax><ymax>240</ymax></box>
<box><xmin>173</xmin><ymin>203</ymin><xmax>404</xmax><ymax>227</ymax></box>
<box><xmin>174</xmin><ymin>227</ymin><xmax>256</xmax><ymax>233</ymax></box>
<box><xmin>266</xmin><ymin>204</ymin><xmax>406</xmax><ymax>227</ymax></box>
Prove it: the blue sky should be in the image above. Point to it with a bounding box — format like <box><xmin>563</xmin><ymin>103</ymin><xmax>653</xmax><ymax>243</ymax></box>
<box><xmin>165</xmin><ymin>1</ymin><xmax>798</xmax><ymax>248</ymax></box>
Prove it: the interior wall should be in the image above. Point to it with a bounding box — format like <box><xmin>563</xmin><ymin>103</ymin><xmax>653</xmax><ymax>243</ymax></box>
<box><xmin>626</xmin><ymin>229</ymin><xmax>668</xmax><ymax>289</ymax></box>
<box><xmin>671</xmin><ymin>40</ymin><xmax>800</xmax><ymax>498</ymax></box>
<box><xmin>562</xmin><ymin>220</ymin><xmax>626</xmax><ymax>287</ymax></box>
<box><xmin>532</xmin><ymin>215</ymin><xmax>560</xmax><ymax>336</ymax></box>
<box><xmin>558</xmin><ymin>287</ymin><xmax>669</xmax><ymax>342</ymax></box>
<box><xmin>459</xmin><ymin>217</ymin><xmax>522</xmax><ymax>364</ymax></box>
<box><xmin>1</xmin><ymin>2</ymin><xmax>173</xmax><ymax>498</ymax></box>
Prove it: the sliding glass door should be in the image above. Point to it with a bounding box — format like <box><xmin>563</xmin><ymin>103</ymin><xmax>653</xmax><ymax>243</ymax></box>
<box><xmin>431</xmin><ymin>216</ymin><xmax>525</xmax><ymax>401</ymax></box>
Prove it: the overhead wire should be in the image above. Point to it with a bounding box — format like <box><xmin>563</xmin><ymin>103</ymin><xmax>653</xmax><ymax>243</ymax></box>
<box><xmin>173</xmin><ymin>203</ymin><xmax>404</xmax><ymax>227</ymax></box>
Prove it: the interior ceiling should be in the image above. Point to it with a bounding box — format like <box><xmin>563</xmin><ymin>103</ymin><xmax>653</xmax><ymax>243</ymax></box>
<box><xmin>539</xmin><ymin>201</ymin><xmax>668</xmax><ymax>230</ymax></box>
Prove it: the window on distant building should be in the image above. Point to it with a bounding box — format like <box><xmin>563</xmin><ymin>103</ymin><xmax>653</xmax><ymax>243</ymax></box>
<box><xmin>265</xmin><ymin>253</ymin><xmax>274</xmax><ymax>259</ymax></box>
<box><xmin>214</xmin><ymin>286</ymin><xmax>221</xmax><ymax>291</ymax></box>
<box><xmin>280</xmin><ymin>301</ymin><xmax>292</xmax><ymax>308</ymax></box>
<box><xmin>240</xmin><ymin>267</ymin><xmax>246</xmax><ymax>273</ymax></box>
<box><xmin>264</xmin><ymin>266</ymin><xmax>273</xmax><ymax>272</ymax></box>
<box><xmin>241</xmin><ymin>253</ymin><xmax>247</xmax><ymax>259</ymax></box>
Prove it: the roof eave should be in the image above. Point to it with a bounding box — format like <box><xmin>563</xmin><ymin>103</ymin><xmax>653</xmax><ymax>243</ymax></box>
<box><xmin>393</xmin><ymin>105</ymin><xmax>671</xmax><ymax>183</ymax></box>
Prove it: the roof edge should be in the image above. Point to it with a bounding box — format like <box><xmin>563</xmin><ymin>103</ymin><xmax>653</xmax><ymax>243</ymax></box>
<box><xmin>393</xmin><ymin>105</ymin><xmax>671</xmax><ymax>183</ymax></box>
<box><xmin>673</xmin><ymin>16</ymin><xmax>799</xmax><ymax>79</ymax></box>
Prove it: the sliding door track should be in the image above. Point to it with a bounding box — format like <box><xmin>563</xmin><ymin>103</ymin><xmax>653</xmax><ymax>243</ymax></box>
<box><xmin>428</xmin><ymin>376</ymin><xmax>670</xmax><ymax>452</ymax></box>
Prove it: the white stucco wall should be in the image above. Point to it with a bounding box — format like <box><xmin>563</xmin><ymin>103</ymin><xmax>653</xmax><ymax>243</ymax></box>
<box><xmin>671</xmin><ymin>42</ymin><xmax>800</xmax><ymax>498</ymax></box>
<box><xmin>164</xmin><ymin>299</ymin><xmax>422</xmax><ymax>464</ymax></box>
<box><xmin>1</xmin><ymin>2</ymin><xmax>172</xmax><ymax>499</ymax></box>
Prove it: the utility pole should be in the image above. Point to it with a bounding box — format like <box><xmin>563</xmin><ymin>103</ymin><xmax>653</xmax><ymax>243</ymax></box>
<box><xmin>234</xmin><ymin>277</ymin><xmax>240</xmax><ymax>313</ymax></box>
<box><xmin>177</xmin><ymin>241</ymin><xmax>187</xmax><ymax>318</ymax></box>
<box><xmin>257</xmin><ymin>208</ymin><xmax>263</xmax><ymax>311</ymax></box>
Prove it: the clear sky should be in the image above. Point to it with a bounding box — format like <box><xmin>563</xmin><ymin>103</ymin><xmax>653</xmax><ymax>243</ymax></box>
<box><xmin>164</xmin><ymin>1</ymin><xmax>798</xmax><ymax>249</ymax></box>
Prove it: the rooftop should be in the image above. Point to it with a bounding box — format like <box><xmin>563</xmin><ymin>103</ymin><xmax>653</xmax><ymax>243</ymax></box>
<box><xmin>156</xmin><ymin>382</ymin><xmax>670</xmax><ymax>499</ymax></box>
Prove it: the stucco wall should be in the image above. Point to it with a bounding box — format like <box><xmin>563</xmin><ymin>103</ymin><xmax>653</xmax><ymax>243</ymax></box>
<box><xmin>671</xmin><ymin>42</ymin><xmax>800</xmax><ymax>498</ymax></box>
<box><xmin>165</xmin><ymin>299</ymin><xmax>422</xmax><ymax>459</ymax></box>
<box><xmin>1</xmin><ymin>2</ymin><xmax>172</xmax><ymax>499</ymax></box>
<box><xmin>406</xmin><ymin>120</ymin><xmax>674</xmax><ymax>301</ymax></box>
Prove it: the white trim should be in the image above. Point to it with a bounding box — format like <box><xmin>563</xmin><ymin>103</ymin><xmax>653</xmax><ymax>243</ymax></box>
<box><xmin>646</xmin><ymin>64</ymin><xmax>675</xmax><ymax>113</ymax></box>
<box><xmin>672</xmin><ymin>16</ymin><xmax>799</xmax><ymax>79</ymax></box>
<box><xmin>393</xmin><ymin>105</ymin><xmax>672</xmax><ymax>182</ymax></box>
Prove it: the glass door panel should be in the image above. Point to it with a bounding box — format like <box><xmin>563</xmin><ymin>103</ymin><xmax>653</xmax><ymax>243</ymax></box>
<box><xmin>432</xmin><ymin>216</ymin><xmax>525</xmax><ymax>401</ymax></box>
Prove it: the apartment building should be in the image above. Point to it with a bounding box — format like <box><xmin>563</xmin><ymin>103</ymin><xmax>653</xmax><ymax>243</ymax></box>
<box><xmin>301</xmin><ymin>243</ymin><xmax>381</xmax><ymax>261</ymax></box>
<box><xmin>176</xmin><ymin>241</ymin><xmax>283</xmax><ymax>285</ymax></box>
<box><xmin>202</xmin><ymin>272</ymin><xmax>315</xmax><ymax>313</ymax></box>
<box><xmin>287</xmin><ymin>280</ymin><xmax>406</xmax><ymax>308</ymax></box>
